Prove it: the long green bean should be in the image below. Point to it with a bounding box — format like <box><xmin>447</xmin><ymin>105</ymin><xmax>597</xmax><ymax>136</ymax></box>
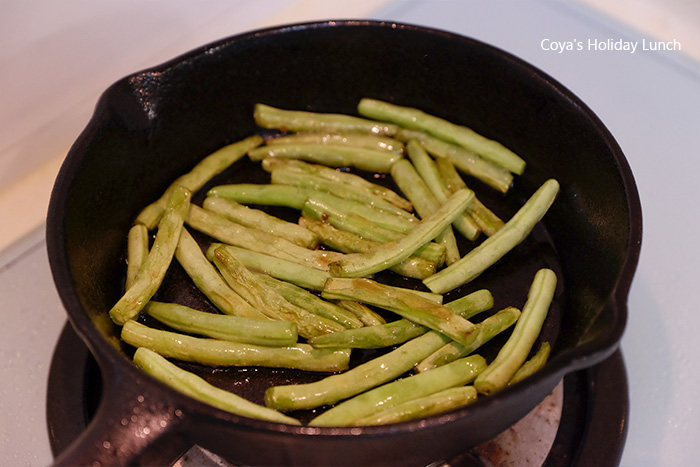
<box><xmin>397</xmin><ymin>128</ymin><xmax>513</xmax><ymax>193</ymax></box>
<box><xmin>423</xmin><ymin>179</ymin><xmax>560</xmax><ymax>293</ymax></box>
<box><xmin>435</xmin><ymin>156</ymin><xmax>505</xmax><ymax>236</ymax></box>
<box><xmin>254</xmin><ymin>273</ymin><xmax>363</xmax><ymax>329</ymax></box>
<box><xmin>126</xmin><ymin>223</ymin><xmax>149</xmax><ymax>290</ymax></box>
<box><xmin>262</xmin><ymin>157</ymin><xmax>411</xmax><ymax>211</ymax></box>
<box><xmin>329</xmin><ymin>189</ymin><xmax>474</xmax><ymax>278</ymax></box>
<box><xmin>307</xmin><ymin>318</ymin><xmax>427</xmax><ymax>349</ymax></box>
<box><xmin>508</xmin><ymin>342</ymin><xmax>551</xmax><ymax>386</ymax></box>
<box><xmin>210</xmin><ymin>245</ymin><xmax>346</xmax><ymax>338</ymax></box>
<box><xmin>308</xmin><ymin>354</ymin><xmax>486</xmax><ymax>426</ymax></box>
<box><xmin>207</xmin><ymin>243</ymin><xmax>330</xmax><ymax>291</ymax></box>
<box><xmin>209</xmin><ymin>183</ymin><xmax>417</xmax><ymax>234</ymax></box>
<box><xmin>186</xmin><ymin>205</ymin><xmax>343</xmax><ymax>271</ymax></box>
<box><xmin>264</xmin><ymin>329</ymin><xmax>453</xmax><ymax>412</ymax></box>
<box><xmin>321</xmin><ymin>278</ymin><xmax>477</xmax><ymax>346</ymax></box>
<box><xmin>307</xmin><ymin>191</ymin><xmax>417</xmax><ymax>233</ymax></box>
<box><xmin>207</xmin><ymin>184</ymin><xmax>311</xmax><ymax>209</ymax></box>
<box><xmin>358</xmin><ymin>98</ymin><xmax>526</xmax><ymax>175</ymax></box>
<box><xmin>298</xmin><ymin>216</ymin><xmax>436</xmax><ymax>280</ymax></box>
<box><xmin>144</xmin><ymin>301</ymin><xmax>297</xmax><ymax>346</ymax></box>
<box><xmin>300</xmin><ymin>198</ymin><xmax>446</xmax><ymax>266</ymax></box>
<box><xmin>309</xmin><ymin>289</ymin><xmax>493</xmax><ymax>349</ymax></box>
<box><xmin>332</xmin><ymin>300</ymin><xmax>386</xmax><ymax>327</ymax></box>
<box><xmin>122</xmin><ymin>321</ymin><xmax>350</xmax><ymax>372</ymax></box>
<box><xmin>254</xmin><ymin>103</ymin><xmax>399</xmax><ymax>135</ymax></box>
<box><xmin>444</xmin><ymin>289</ymin><xmax>494</xmax><ymax>317</ymax></box>
<box><xmin>265</xmin><ymin>131</ymin><xmax>405</xmax><ymax>154</ymax></box>
<box><xmin>474</xmin><ymin>269</ymin><xmax>557</xmax><ymax>395</ymax></box>
<box><xmin>175</xmin><ymin>228</ymin><xmax>269</xmax><ymax>320</ymax></box>
<box><xmin>203</xmin><ymin>196</ymin><xmax>319</xmax><ymax>248</ymax></box>
<box><xmin>390</xmin><ymin>158</ymin><xmax>461</xmax><ymax>264</ymax></box>
<box><xmin>110</xmin><ymin>185</ymin><xmax>191</xmax><ymax>325</ymax></box>
<box><xmin>133</xmin><ymin>348</ymin><xmax>301</xmax><ymax>425</ymax></box>
<box><xmin>406</xmin><ymin>139</ymin><xmax>481</xmax><ymax>241</ymax></box>
<box><xmin>415</xmin><ymin>306</ymin><xmax>521</xmax><ymax>373</ymax></box>
<box><xmin>351</xmin><ymin>386</ymin><xmax>478</xmax><ymax>426</ymax></box>
<box><xmin>270</xmin><ymin>166</ymin><xmax>415</xmax><ymax>220</ymax></box>
<box><xmin>249</xmin><ymin>143</ymin><xmax>401</xmax><ymax>173</ymax></box>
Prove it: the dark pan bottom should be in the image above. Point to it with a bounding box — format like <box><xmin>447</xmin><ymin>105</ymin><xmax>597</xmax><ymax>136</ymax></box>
<box><xmin>47</xmin><ymin>322</ymin><xmax>628</xmax><ymax>466</ymax></box>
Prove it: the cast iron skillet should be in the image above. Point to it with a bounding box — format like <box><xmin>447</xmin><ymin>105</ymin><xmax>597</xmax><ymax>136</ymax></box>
<box><xmin>46</xmin><ymin>20</ymin><xmax>642</xmax><ymax>466</ymax></box>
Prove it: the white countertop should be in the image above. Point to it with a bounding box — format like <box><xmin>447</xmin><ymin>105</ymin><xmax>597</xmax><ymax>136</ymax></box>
<box><xmin>2</xmin><ymin>1</ymin><xmax>700</xmax><ymax>465</ymax></box>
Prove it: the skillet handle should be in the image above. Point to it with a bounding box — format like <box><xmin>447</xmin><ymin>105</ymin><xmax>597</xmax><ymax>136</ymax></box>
<box><xmin>51</xmin><ymin>364</ymin><xmax>190</xmax><ymax>466</ymax></box>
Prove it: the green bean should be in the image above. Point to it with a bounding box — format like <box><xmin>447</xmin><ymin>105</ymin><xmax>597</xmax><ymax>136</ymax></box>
<box><xmin>144</xmin><ymin>301</ymin><xmax>297</xmax><ymax>346</ymax></box>
<box><xmin>321</xmin><ymin>278</ymin><xmax>477</xmax><ymax>347</ymax></box>
<box><xmin>301</xmin><ymin>198</ymin><xmax>446</xmax><ymax>265</ymax></box>
<box><xmin>390</xmin><ymin>158</ymin><xmax>461</xmax><ymax>264</ymax></box>
<box><xmin>423</xmin><ymin>179</ymin><xmax>560</xmax><ymax>294</ymax></box>
<box><xmin>298</xmin><ymin>215</ymin><xmax>378</xmax><ymax>254</ymax></box>
<box><xmin>110</xmin><ymin>185</ymin><xmax>191</xmax><ymax>325</ymax></box>
<box><xmin>443</xmin><ymin>289</ymin><xmax>494</xmax><ymax>317</ymax></box>
<box><xmin>300</xmin><ymin>197</ymin><xmax>394</xmax><ymax>238</ymax></box>
<box><xmin>186</xmin><ymin>205</ymin><xmax>343</xmax><ymax>271</ymax></box>
<box><xmin>309</xmin><ymin>289</ymin><xmax>492</xmax><ymax>349</ymax></box>
<box><xmin>209</xmin><ymin>183</ymin><xmax>417</xmax><ymax>234</ymax></box>
<box><xmin>350</xmin><ymin>386</ymin><xmax>478</xmax><ymax>426</ymax></box>
<box><xmin>309</xmin><ymin>354</ymin><xmax>486</xmax><ymax>426</ymax></box>
<box><xmin>122</xmin><ymin>321</ymin><xmax>349</xmax><ymax>372</ymax></box>
<box><xmin>298</xmin><ymin>216</ymin><xmax>436</xmax><ymax>280</ymax></box>
<box><xmin>415</xmin><ymin>307</ymin><xmax>521</xmax><ymax>373</ymax></box>
<box><xmin>397</xmin><ymin>128</ymin><xmax>513</xmax><ymax>193</ymax></box>
<box><xmin>306</xmin><ymin>191</ymin><xmax>417</xmax><ymax>233</ymax></box>
<box><xmin>126</xmin><ymin>223</ymin><xmax>149</xmax><ymax>290</ymax></box>
<box><xmin>207</xmin><ymin>184</ymin><xmax>310</xmax><ymax>209</ymax></box>
<box><xmin>254</xmin><ymin>103</ymin><xmax>399</xmax><ymax>135</ymax></box>
<box><xmin>266</xmin><ymin>132</ymin><xmax>405</xmax><ymax>154</ymax></box>
<box><xmin>175</xmin><ymin>228</ymin><xmax>269</xmax><ymax>320</ymax></box>
<box><xmin>474</xmin><ymin>269</ymin><xmax>557</xmax><ymax>395</ymax></box>
<box><xmin>308</xmin><ymin>318</ymin><xmax>427</xmax><ymax>349</ymax></box>
<box><xmin>254</xmin><ymin>273</ymin><xmax>363</xmax><ymax>329</ymax></box>
<box><xmin>435</xmin><ymin>157</ymin><xmax>505</xmax><ymax>236</ymax></box>
<box><xmin>406</xmin><ymin>140</ymin><xmax>481</xmax><ymax>241</ymax></box>
<box><xmin>321</xmin><ymin>279</ymin><xmax>439</xmax><ymax>318</ymax></box>
<box><xmin>329</xmin><ymin>189</ymin><xmax>474</xmax><ymax>278</ymax></box>
<box><xmin>323</xmin><ymin>279</ymin><xmax>443</xmax><ymax>305</ymax></box>
<box><xmin>394</xmin><ymin>287</ymin><xmax>443</xmax><ymax>304</ymax></box>
<box><xmin>507</xmin><ymin>342</ymin><xmax>551</xmax><ymax>386</ymax></box>
<box><xmin>358</xmin><ymin>98</ymin><xmax>526</xmax><ymax>175</ymax></box>
<box><xmin>390</xmin><ymin>154</ymin><xmax>439</xmax><ymax>218</ymax></box>
<box><xmin>262</xmin><ymin>157</ymin><xmax>411</xmax><ymax>211</ymax></box>
<box><xmin>207</xmin><ymin>243</ymin><xmax>330</xmax><ymax>291</ymax></box>
<box><xmin>248</xmin><ymin>143</ymin><xmax>401</xmax><ymax>173</ymax></box>
<box><xmin>270</xmin><ymin>166</ymin><xmax>415</xmax><ymax>221</ymax></box>
<box><xmin>210</xmin><ymin>245</ymin><xmax>346</xmax><ymax>338</ymax></box>
<box><xmin>332</xmin><ymin>300</ymin><xmax>386</xmax><ymax>327</ymax></box>
<box><xmin>264</xmin><ymin>328</ymin><xmax>453</xmax><ymax>412</ymax></box>
<box><xmin>136</xmin><ymin>135</ymin><xmax>263</xmax><ymax>229</ymax></box>
<box><xmin>203</xmin><ymin>196</ymin><xmax>319</xmax><ymax>248</ymax></box>
<box><xmin>133</xmin><ymin>348</ymin><xmax>301</xmax><ymax>425</ymax></box>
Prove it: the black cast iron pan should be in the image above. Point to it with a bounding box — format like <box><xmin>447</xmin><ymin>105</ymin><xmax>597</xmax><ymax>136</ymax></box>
<box><xmin>46</xmin><ymin>20</ymin><xmax>642</xmax><ymax>466</ymax></box>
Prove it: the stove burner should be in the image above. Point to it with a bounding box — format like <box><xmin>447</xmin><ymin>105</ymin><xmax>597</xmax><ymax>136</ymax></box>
<box><xmin>47</xmin><ymin>323</ymin><xmax>628</xmax><ymax>466</ymax></box>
